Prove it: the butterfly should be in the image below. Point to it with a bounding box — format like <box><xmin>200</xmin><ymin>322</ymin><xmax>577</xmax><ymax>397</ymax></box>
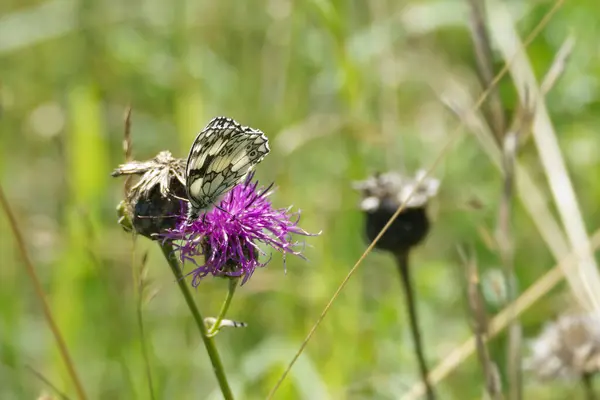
<box><xmin>185</xmin><ymin>116</ymin><xmax>270</xmax><ymax>220</ymax></box>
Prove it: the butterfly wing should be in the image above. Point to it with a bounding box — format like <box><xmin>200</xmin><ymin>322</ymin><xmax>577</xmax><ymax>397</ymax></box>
<box><xmin>186</xmin><ymin>117</ymin><xmax>270</xmax><ymax>216</ymax></box>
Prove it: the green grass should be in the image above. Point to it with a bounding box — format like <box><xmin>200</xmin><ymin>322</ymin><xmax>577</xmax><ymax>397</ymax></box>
<box><xmin>2</xmin><ymin>0</ymin><xmax>600</xmax><ymax>398</ymax></box>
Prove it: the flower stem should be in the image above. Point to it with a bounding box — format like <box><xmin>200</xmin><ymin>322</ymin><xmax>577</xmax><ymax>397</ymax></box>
<box><xmin>394</xmin><ymin>250</ymin><xmax>435</xmax><ymax>400</ymax></box>
<box><xmin>159</xmin><ymin>241</ymin><xmax>234</xmax><ymax>400</ymax></box>
<box><xmin>208</xmin><ymin>278</ymin><xmax>239</xmax><ymax>336</ymax></box>
<box><xmin>583</xmin><ymin>373</ymin><xmax>597</xmax><ymax>400</ymax></box>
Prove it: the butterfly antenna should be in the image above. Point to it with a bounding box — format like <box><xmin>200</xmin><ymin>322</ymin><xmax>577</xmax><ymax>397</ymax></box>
<box><xmin>213</xmin><ymin>204</ymin><xmax>238</xmax><ymax>221</ymax></box>
<box><xmin>136</xmin><ymin>214</ymin><xmax>180</xmax><ymax>220</ymax></box>
<box><xmin>214</xmin><ymin>204</ymin><xmax>228</xmax><ymax>214</ymax></box>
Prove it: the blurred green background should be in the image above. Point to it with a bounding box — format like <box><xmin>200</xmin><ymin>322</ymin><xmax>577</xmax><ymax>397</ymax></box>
<box><xmin>2</xmin><ymin>0</ymin><xmax>600</xmax><ymax>399</ymax></box>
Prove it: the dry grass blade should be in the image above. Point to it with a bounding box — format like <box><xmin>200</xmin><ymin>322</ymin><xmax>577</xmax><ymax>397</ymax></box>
<box><xmin>439</xmin><ymin>77</ymin><xmax>590</xmax><ymax>306</ymax></box>
<box><xmin>488</xmin><ymin>0</ymin><xmax>600</xmax><ymax>313</ymax></box>
<box><xmin>0</xmin><ymin>186</ymin><xmax>87</xmax><ymax>400</ymax></box>
<box><xmin>466</xmin><ymin>0</ymin><xmax>506</xmax><ymax>141</ymax></box>
<box><xmin>519</xmin><ymin>35</ymin><xmax>575</xmax><ymax>145</ymax></box>
<box><xmin>444</xmin><ymin>103</ymin><xmax>570</xmax><ymax>255</ymax></box>
<box><xmin>266</xmin><ymin>1</ymin><xmax>564</xmax><ymax>397</ymax></box>
<box><xmin>497</xmin><ymin>97</ymin><xmax>534</xmax><ymax>400</ymax></box>
<box><xmin>401</xmin><ymin>228</ymin><xmax>600</xmax><ymax>400</ymax></box>
<box><xmin>540</xmin><ymin>35</ymin><xmax>575</xmax><ymax>95</ymax></box>
<box><xmin>437</xmin><ymin>39</ymin><xmax>592</xmax><ymax>309</ymax></box>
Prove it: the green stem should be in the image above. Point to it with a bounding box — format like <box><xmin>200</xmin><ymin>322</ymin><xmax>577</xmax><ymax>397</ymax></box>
<box><xmin>159</xmin><ymin>241</ymin><xmax>234</xmax><ymax>400</ymax></box>
<box><xmin>131</xmin><ymin>243</ymin><xmax>155</xmax><ymax>400</ymax></box>
<box><xmin>208</xmin><ymin>278</ymin><xmax>239</xmax><ymax>336</ymax></box>
<box><xmin>583</xmin><ymin>373</ymin><xmax>597</xmax><ymax>400</ymax></box>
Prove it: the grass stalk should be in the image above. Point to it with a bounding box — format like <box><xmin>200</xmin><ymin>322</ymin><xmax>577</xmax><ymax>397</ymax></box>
<box><xmin>0</xmin><ymin>186</ymin><xmax>87</xmax><ymax>400</ymax></box>
<box><xmin>459</xmin><ymin>247</ymin><xmax>503</xmax><ymax>400</ymax></box>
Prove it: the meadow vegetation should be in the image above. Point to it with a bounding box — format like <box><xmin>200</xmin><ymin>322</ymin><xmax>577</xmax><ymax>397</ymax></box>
<box><xmin>2</xmin><ymin>0</ymin><xmax>600</xmax><ymax>399</ymax></box>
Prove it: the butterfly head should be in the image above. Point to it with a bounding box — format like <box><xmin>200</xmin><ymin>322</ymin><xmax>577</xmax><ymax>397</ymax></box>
<box><xmin>186</xmin><ymin>195</ymin><xmax>215</xmax><ymax>221</ymax></box>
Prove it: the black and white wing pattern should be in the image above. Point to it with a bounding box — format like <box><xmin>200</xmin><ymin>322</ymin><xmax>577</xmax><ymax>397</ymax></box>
<box><xmin>185</xmin><ymin>116</ymin><xmax>270</xmax><ymax>219</ymax></box>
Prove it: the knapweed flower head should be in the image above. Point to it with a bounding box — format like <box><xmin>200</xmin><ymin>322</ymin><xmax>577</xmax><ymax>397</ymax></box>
<box><xmin>164</xmin><ymin>173</ymin><xmax>318</xmax><ymax>286</ymax></box>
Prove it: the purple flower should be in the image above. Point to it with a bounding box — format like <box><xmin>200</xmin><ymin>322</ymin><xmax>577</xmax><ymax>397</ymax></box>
<box><xmin>164</xmin><ymin>173</ymin><xmax>318</xmax><ymax>286</ymax></box>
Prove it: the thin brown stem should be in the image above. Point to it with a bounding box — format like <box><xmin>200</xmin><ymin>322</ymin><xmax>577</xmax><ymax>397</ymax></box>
<box><xmin>0</xmin><ymin>186</ymin><xmax>87</xmax><ymax>400</ymax></box>
<box><xmin>134</xmin><ymin>250</ymin><xmax>156</xmax><ymax>400</ymax></box>
<box><xmin>459</xmin><ymin>247</ymin><xmax>503</xmax><ymax>400</ymax></box>
<box><xmin>25</xmin><ymin>364</ymin><xmax>71</xmax><ymax>400</ymax></box>
<box><xmin>497</xmin><ymin>98</ymin><xmax>534</xmax><ymax>400</ymax></box>
<box><xmin>123</xmin><ymin>106</ymin><xmax>133</xmax><ymax>195</ymax></box>
<box><xmin>498</xmin><ymin>131</ymin><xmax>521</xmax><ymax>400</ymax></box>
<box><xmin>395</xmin><ymin>250</ymin><xmax>435</xmax><ymax>400</ymax></box>
<box><xmin>583</xmin><ymin>373</ymin><xmax>597</xmax><ymax>400</ymax></box>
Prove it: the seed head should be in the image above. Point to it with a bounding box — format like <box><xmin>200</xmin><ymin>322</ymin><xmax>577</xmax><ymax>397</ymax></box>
<box><xmin>112</xmin><ymin>151</ymin><xmax>187</xmax><ymax>239</ymax></box>
<box><xmin>525</xmin><ymin>313</ymin><xmax>600</xmax><ymax>380</ymax></box>
<box><xmin>353</xmin><ymin>170</ymin><xmax>439</xmax><ymax>254</ymax></box>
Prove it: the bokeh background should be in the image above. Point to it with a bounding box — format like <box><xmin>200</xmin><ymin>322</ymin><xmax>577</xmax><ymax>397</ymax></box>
<box><xmin>2</xmin><ymin>0</ymin><xmax>600</xmax><ymax>399</ymax></box>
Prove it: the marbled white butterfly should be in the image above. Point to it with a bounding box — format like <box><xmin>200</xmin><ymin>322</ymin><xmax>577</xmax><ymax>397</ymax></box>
<box><xmin>185</xmin><ymin>116</ymin><xmax>270</xmax><ymax>220</ymax></box>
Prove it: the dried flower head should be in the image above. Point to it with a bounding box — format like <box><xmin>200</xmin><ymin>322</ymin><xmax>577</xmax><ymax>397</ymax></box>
<box><xmin>353</xmin><ymin>170</ymin><xmax>439</xmax><ymax>254</ymax></box>
<box><xmin>112</xmin><ymin>151</ymin><xmax>187</xmax><ymax>238</ymax></box>
<box><xmin>525</xmin><ymin>313</ymin><xmax>600</xmax><ymax>380</ymax></box>
<box><xmin>163</xmin><ymin>173</ymin><xmax>318</xmax><ymax>286</ymax></box>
